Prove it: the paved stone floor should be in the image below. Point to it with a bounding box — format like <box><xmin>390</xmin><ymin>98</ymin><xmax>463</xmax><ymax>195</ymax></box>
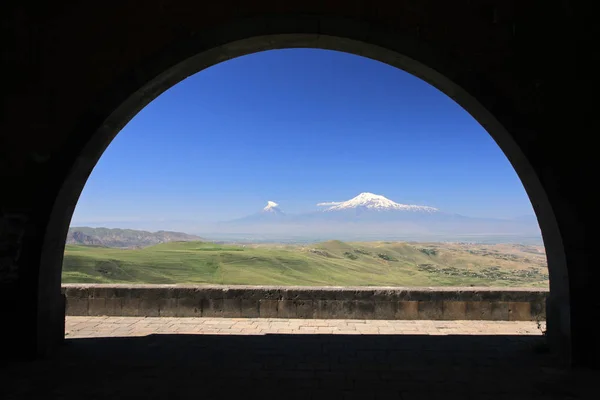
<box><xmin>2</xmin><ymin>317</ymin><xmax>597</xmax><ymax>399</ymax></box>
<box><xmin>65</xmin><ymin>316</ymin><xmax>549</xmax><ymax>337</ymax></box>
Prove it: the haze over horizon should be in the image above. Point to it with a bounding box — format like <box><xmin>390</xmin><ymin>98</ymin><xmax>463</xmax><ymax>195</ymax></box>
<box><xmin>71</xmin><ymin>48</ymin><xmax>538</xmax><ymax>235</ymax></box>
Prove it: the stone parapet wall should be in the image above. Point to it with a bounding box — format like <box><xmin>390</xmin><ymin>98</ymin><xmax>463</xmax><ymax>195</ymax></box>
<box><xmin>62</xmin><ymin>284</ymin><xmax>548</xmax><ymax>321</ymax></box>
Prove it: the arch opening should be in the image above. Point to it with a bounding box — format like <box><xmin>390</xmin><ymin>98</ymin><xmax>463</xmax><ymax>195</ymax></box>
<box><xmin>38</xmin><ymin>31</ymin><xmax>570</xmax><ymax>360</ymax></box>
<box><xmin>65</xmin><ymin>48</ymin><xmax>548</xmax><ymax>290</ymax></box>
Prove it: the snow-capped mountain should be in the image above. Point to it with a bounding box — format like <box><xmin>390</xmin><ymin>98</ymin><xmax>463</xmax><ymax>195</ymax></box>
<box><xmin>213</xmin><ymin>193</ymin><xmax>541</xmax><ymax>241</ymax></box>
<box><xmin>306</xmin><ymin>192</ymin><xmax>446</xmax><ymax>224</ymax></box>
<box><xmin>224</xmin><ymin>201</ymin><xmax>286</xmax><ymax>225</ymax></box>
<box><xmin>263</xmin><ymin>201</ymin><xmax>284</xmax><ymax>215</ymax></box>
<box><xmin>317</xmin><ymin>192</ymin><xmax>439</xmax><ymax>213</ymax></box>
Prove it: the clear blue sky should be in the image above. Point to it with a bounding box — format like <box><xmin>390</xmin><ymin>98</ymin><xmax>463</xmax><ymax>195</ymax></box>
<box><xmin>72</xmin><ymin>49</ymin><xmax>534</xmax><ymax>228</ymax></box>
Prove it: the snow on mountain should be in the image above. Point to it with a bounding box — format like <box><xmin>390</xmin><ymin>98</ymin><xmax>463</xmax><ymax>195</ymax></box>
<box><xmin>213</xmin><ymin>193</ymin><xmax>541</xmax><ymax>241</ymax></box>
<box><xmin>225</xmin><ymin>201</ymin><xmax>286</xmax><ymax>224</ymax></box>
<box><xmin>317</xmin><ymin>192</ymin><xmax>439</xmax><ymax>213</ymax></box>
<box><xmin>262</xmin><ymin>200</ymin><xmax>285</xmax><ymax>215</ymax></box>
<box><xmin>263</xmin><ymin>201</ymin><xmax>281</xmax><ymax>212</ymax></box>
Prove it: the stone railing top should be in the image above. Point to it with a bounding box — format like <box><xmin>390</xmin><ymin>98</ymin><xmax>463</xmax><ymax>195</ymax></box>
<box><xmin>61</xmin><ymin>283</ymin><xmax>549</xmax><ymax>293</ymax></box>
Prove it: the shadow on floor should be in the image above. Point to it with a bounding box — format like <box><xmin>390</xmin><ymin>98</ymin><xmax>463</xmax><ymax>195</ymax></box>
<box><xmin>1</xmin><ymin>334</ymin><xmax>595</xmax><ymax>399</ymax></box>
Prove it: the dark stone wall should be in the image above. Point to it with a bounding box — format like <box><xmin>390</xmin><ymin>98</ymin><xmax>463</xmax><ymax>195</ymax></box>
<box><xmin>62</xmin><ymin>285</ymin><xmax>548</xmax><ymax>321</ymax></box>
<box><xmin>0</xmin><ymin>1</ymin><xmax>596</xmax><ymax>367</ymax></box>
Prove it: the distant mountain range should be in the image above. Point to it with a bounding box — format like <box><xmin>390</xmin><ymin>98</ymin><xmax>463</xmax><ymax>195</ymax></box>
<box><xmin>213</xmin><ymin>192</ymin><xmax>541</xmax><ymax>242</ymax></box>
<box><xmin>67</xmin><ymin>227</ymin><xmax>203</xmax><ymax>248</ymax></box>
<box><xmin>69</xmin><ymin>193</ymin><xmax>542</xmax><ymax>245</ymax></box>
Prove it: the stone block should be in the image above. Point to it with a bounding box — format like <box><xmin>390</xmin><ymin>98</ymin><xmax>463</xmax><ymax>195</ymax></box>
<box><xmin>139</xmin><ymin>299</ymin><xmax>159</xmax><ymax>317</ymax></box>
<box><xmin>158</xmin><ymin>298</ymin><xmax>178</xmax><ymax>317</ymax></box>
<box><xmin>530</xmin><ymin>300</ymin><xmax>546</xmax><ymax>320</ymax></box>
<box><xmin>88</xmin><ymin>298</ymin><xmax>107</xmax><ymax>316</ymax></box>
<box><xmin>354</xmin><ymin>300</ymin><xmax>376</xmax><ymax>319</ymax></box>
<box><xmin>202</xmin><ymin>298</ymin><xmax>224</xmax><ymax>317</ymax></box>
<box><xmin>176</xmin><ymin>296</ymin><xmax>201</xmax><ymax>316</ymax></box>
<box><xmin>315</xmin><ymin>300</ymin><xmax>344</xmax><ymax>319</ymax></box>
<box><xmin>295</xmin><ymin>300</ymin><xmax>314</xmax><ymax>318</ymax></box>
<box><xmin>313</xmin><ymin>299</ymin><xmax>325</xmax><ymax>318</ymax></box>
<box><xmin>465</xmin><ymin>301</ymin><xmax>493</xmax><ymax>320</ymax></box>
<box><xmin>112</xmin><ymin>287</ymin><xmax>133</xmax><ymax>300</ymax></box>
<box><xmin>63</xmin><ymin>286</ymin><xmax>90</xmax><ymax>299</ymax></box>
<box><xmin>330</xmin><ymin>289</ymin><xmax>355</xmax><ymax>301</ymax></box>
<box><xmin>176</xmin><ymin>287</ymin><xmax>202</xmax><ymax>300</ymax></box>
<box><xmin>508</xmin><ymin>302</ymin><xmax>531</xmax><ymax>321</ymax></box>
<box><xmin>241</xmin><ymin>299</ymin><xmax>259</xmax><ymax>317</ymax></box>
<box><xmin>137</xmin><ymin>287</ymin><xmax>176</xmax><ymax>301</ymax></box>
<box><xmin>314</xmin><ymin>300</ymin><xmax>329</xmax><ymax>318</ymax></box>
<box><xmin>353</xmin><ymin>289</ymin><xmax>377</xmax><ymax>301</ymax></box>
<box><xmin>418</xmin><ymin>301</ymin><xmax>444</xmax><ymax>320</ymax></box>
<box><xmin>223</xmin><ymin>288</ymin><xmax>247</xmax><ymax>300</ymax></box>
<box><xmin>90</xmin><ymin>286</ymin><xmax>112</xmax><ymax>299</ymax></box>
<box><xmin>490</xmin><ymin>302</ymin><xmax>509</xmax><ymax>320</ymax></box>
<box><xmin>198</xmin><ymin>287</ymin><xmax>223</xmax><ymax>301</ymax></box>
<box><xmin>104</xmin><ymin>298</ymin><xmax>122</xmax><ymax>316</ymax></box>
<box><xmin>238</xmin><ymin>288</ymin><xmax>268</xmax><ymax>301</ymax></box>
<box><xmin>277</xmin><ymin>300</ymin><xmax>296</xmax><ymax>318</ymax></box>
<box><xmin>373</xmin><ymin>301</ymin><xmax>396</xmax><ymax>319</ymax></box>
<box><xmin>283</xmin><ymin>289</ymin><xmax>310</xmax><ymax>301</ymax></box>
<box><xmin>66</xmin><ymin>297</ymin><xmax>89</xmax><ymax>316</ymax></box>
<box><xmin>259</xmin><ymin>299</ymin><xmax>278</xmax><ymax>318</ymax></box>
<box><xmin>341</xmin><ymin>300</ymin><xmax>358</xmax><ymax>319</ymax></box>
<box><xmin>121</xmin><ymin>297</ymin><xmax>141</xmax><ymax>316</ymax></box>
<box><xmin>372</xmin><ymin>289</ymin><xmax>401</xmax><ymax>302</ymax></box>
<box><xmin>396</xmin><ymin>301</ymin><xmax>419</xmax><ymax>320</ymax></box>
<box><xmin>260</xmin><ymin>288</ymin><xmax>283</xmax><ymax>300</ymax></box>
<box><xmin>176</xmin><ymin>298</ymin><xmax>200</xmax><ymax>317</ymax></box>
<box><xmin>442</xmin><ymin>301</ymin><xmax>466</xmax><ymax>320</ymax></box>
<box><xmin>222</xmin><ymin>298</ymin><xmax>242</xmax><ymax>317</ymax></box>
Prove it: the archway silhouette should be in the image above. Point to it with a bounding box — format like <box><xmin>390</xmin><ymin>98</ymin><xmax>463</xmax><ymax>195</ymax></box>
<box><xmin>36</xmin><ymin>19</ymin><xmax>569</xmax><ymax>363</ymax></box>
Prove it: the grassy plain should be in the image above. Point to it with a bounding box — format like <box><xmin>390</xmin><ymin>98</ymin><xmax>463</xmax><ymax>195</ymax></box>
<box><xmin>62</xmin><ymin>240</ymin><xmax>549</xmax><ymax>287</ymax></box>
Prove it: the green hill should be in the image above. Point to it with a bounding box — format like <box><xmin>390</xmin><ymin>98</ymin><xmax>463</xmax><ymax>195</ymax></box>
<box><xmin>62</xmin><ymin>240</ymin><xmax>549</xmax><ymax>287</ymax></box>
<box><xmin>67</xmin><ymin>227</ymin><xmax>203</xmax><ymax>248</ymax></box>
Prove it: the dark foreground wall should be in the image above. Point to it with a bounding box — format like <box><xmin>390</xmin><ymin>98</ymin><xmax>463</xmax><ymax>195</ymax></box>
<box><xmin>62</xmin><ymin>284</ymin><xmax>548</xmax><ymax>321</ymax></box>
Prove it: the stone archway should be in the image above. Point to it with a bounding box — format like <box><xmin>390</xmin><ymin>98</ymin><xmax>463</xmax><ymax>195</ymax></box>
<box><xmin>2</xmin><ymin>6</ymin><xmax>589</xmax><ymax>367</ymax></box>
<box><xmin>43</xmin><ymin>28</ymin><xmax>570</xmax><ymax>356</ymax></box>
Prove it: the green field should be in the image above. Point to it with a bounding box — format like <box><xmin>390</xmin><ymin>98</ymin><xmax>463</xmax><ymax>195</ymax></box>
<box><xmin>62</xmin><ymin>240</ymin><xmax>549</xmax><ymax>287</ymax></box>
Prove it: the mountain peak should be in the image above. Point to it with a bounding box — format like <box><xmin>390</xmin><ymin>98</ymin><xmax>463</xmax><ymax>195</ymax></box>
<box><xmin>263</xmin><ymin>201</ymin><xmax>279</xmax><ymax>211</ymax></box>
<box><xmin>317</xmin><ymin>192</ymin><xmax>439</xmax><ymax>213</ymax></box>
<box><xmin>353</xmin><ymin>192</ymin><xmax>388</xmax><ymax>201</ymax></box>
<box><xmin>262</xmin><ymin>201</ymin><xmax>284</xmax><ymax>214</ymax></box>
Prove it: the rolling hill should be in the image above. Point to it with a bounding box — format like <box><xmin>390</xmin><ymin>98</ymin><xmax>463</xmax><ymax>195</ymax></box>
<box><xmin>67</xmin><ymin>227</ymin><xmax>203</xmax><ymax>248</ymax></box>
<box><xmin>62</xmin><ymin>240</ymin><xmax>549</xmax><ymax>287</ymax></box>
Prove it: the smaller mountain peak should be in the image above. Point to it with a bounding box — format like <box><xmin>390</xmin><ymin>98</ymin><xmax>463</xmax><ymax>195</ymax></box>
<box><xmin>263</xmin><ymin>201</ymin><xmax>285</xmax><ymax>215</ymax></box>
<box><xmin>264</xmin><ymin>201</ymin><xmax>279</xmax><ymax>211</ymax></box>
